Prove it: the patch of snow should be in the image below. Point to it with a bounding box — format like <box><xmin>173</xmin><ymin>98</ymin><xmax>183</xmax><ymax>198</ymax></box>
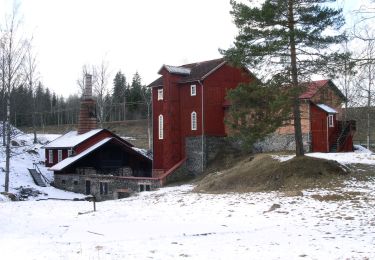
<box><xmin>271</xmin><ymin>154</ymin><xmax>294</xmax><ymax>162</ymax></box>
<box><xmin>43</xmin><ymin>129</ymin><xmax>103</xmax><ymax>148</ymax></box>
<box><xmin>272</xmin><ymin>149</ymin><xmax>375</xmax><ymax>165</ymax></box>
<box><xmin>316</xmin><ymin>104</ymin><xmax>337</xmax><ymax>113</ymax></box>
<box><xmin>132</xmin><ymin>147</ymin><xmax>152</xmax><ymax>159</ymax></box>
<box><xmin>354</xmin><ymin>144</ymin><xmax>372</xmax><ymax>154</ymax></box>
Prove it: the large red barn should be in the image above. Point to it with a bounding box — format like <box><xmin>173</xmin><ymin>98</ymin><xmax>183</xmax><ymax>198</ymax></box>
<box><xmin>148</xmin><ymin>58</ymin><xmax>255</xmax><ymax>175</ymax></box>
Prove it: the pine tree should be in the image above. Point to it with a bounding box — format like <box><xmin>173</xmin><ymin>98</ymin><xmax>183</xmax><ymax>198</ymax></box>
<box><xmin>226</xmin><ymin>79</ymin><xmax>292</xmax><ymax>151</ymax></box>
<box><xmin>222</xmin><ymin>0</ymin><xmax>347</xmax><ymax>156</ymax></box>
<box><xmin>128</xmin><ymin>72</ymin><xmax>144</xmax><ymax>116</ymax></box>
<box><xmin>112</xmin><ymin>71</ymin><xmax>127</xmax><ymax>120</ymax></box>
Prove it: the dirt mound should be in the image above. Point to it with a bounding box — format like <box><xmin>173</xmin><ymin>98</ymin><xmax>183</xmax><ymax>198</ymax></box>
<box><xmin>194</xmin><ymin>154</ymin><xmax>349</xmax><ymax>193</ymax></box>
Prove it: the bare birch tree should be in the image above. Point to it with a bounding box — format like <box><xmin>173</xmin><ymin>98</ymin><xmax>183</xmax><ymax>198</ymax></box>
<box><xmin>23</xmin><ymin>39</ymin><xmax>39</xmax><ymax>143</ymax></box>
<box><xmin>2</xmin><ymin>4</ymin><xmax>27</xmax><ymax>192</ymax></box>
<box><xmin>94</xmin><ymin>59</ymin><xmax>111</xmax><ymax>128</ymax></box>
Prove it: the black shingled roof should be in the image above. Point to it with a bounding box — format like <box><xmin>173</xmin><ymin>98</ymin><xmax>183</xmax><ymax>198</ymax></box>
<box><xmin>147</xmin><ymin>58</ymin><xmax>226</xmax><ymax>87</ymax></box>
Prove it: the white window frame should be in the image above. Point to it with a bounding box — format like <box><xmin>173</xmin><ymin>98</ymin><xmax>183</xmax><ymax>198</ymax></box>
<box><xmin>158</xmin><ymin>114</ymin><xmax>164</xmax><ymax>140</ymax></box>
<box><xmin>67</xmin><ymin>149</ymin><xmax>73</xmax><ymax>157</ymax></box>
<box><xmin>58</xmin><ymin>149</ymin><xmax>62</xmax><ymax>162</ymax></box>
<box><xmin>191</xmin><ymin>111</ymin><xmax>197</xmax><ymax>131</ymax></box>
<box><xmin>190</xmin><ymin>84</ymin><xmax>196</xmax><ymax>96</ymax></box>
<box><xmin>48</xmin><ymin>150</ymin><xmax>53</xmax><ymax>163</ymax></box>
<box><xmin>328</xmin><ymin>114</ymin><xmax>334</xmax><ymax>127</ymax></box>
<box><xmin>100</xmin><ymin>182</ymin><xmax>109</xmax><ymax>195</ymax></box>
<box><xmin>157</xmin><ymin>88</ymin><xmax>163</xmax><ymax>101</ymax></box>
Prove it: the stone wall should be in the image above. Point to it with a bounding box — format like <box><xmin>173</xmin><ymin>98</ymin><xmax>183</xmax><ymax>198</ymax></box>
<box><xmin>54</xmin><ymin>174</ymin><xmax>161</xmax><ymax>201</ymax></box>
<box><xmin>253</xmin><ymin>133</ymin><xmax>311</xmax><ymax>153</ymax></box>
<box><xmin>185</xmin><ymin>135</ymin><xmax>237</xmax><ymax>175</ymax></box>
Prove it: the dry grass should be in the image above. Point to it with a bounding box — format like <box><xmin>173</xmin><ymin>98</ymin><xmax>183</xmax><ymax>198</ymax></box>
<box><xmin>194</xmin><ymin>154</ymin><xmax>349</xmax><ymax>193</ymax></box>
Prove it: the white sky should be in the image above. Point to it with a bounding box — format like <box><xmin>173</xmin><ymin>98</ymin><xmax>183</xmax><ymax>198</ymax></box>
<box><xmin>0</xmin><ymin>0</ymin><xmax>371</xmax><ymax>97</ymax></box>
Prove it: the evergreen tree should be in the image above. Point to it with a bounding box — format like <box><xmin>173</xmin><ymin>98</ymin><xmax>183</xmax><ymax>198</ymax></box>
<box><xmin>222</xmin><ymin>0</ymin><xmax>347</xmax><ymax>156</ymax></box>
<box><xmin>226</xmin><ymin>79</ymin><xmax>292</xmax><ymax>151</ymax></box>
<box><xmin>128</xmin><ymin>72</ymin><xmax>144</xmax><ymax>116</ymax></box>
<box><xmin>112</xmin><ymin>71</ymin><xmax>127</xmax><ymax>104</ymax></box>
<box><xmin>112</xmin><ymin>71</ymin><xmax>127</xmax><ymax>121</ymax></box>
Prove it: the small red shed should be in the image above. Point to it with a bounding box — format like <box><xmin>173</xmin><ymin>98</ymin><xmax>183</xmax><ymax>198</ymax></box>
<box><xmin>310</xmin><ymin>103</ymin><xmax>339</xmax><ymax>152</ymax></box>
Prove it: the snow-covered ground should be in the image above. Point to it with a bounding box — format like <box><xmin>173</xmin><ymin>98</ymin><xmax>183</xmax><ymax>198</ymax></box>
<box><xmin>1</xmin><ymin>184</ymin><xmax>375</xmax><ymax>259</ymax></box>
<box><xmin>272</xmin><ymin>145</ymin><xmax>375</xmax><ymax>165</ymax></box>
<box><xmin>1</xmin><ymin>131</ymin><xmax>375</xmax><ymax>259</ymax></box>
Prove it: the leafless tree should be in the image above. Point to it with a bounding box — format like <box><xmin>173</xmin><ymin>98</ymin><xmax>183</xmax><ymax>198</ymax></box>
<box><xmin>93</xmin><ymin>59</ymin><xmax>111</xmax><ymax>128</ymax></box>
<box><xmin>76</xmin><ymin>64</ymin><xmax>97</xmax><ymax>95</ymax></box>
<box><xmin>351</xmin><ymin>28</ymin><xmax>375</xmax><ymax>149</ymax></box>
<box><xmin>2</xmin><ymin>3</ymin><xmax>28</xmax><ymax>192</ymax></box>
<box><xmin>23</xmin><ymin>39</ymin><xmax>39</xmax><ymax>143</ymax></box>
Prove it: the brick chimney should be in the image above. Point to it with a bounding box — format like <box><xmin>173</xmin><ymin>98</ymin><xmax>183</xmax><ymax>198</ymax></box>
<box><xmin>77</xmin><ymin>74</ymin><xmax>97</xmax><ymax>134</ymax></box>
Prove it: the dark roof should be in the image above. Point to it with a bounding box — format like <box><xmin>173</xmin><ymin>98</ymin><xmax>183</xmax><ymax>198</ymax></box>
<box><xmin>299</xmin><ymin>79</ymin><xmax>346</xmax><ymax>101</ymax></box>
<box><xmin>148</xmin><ymin>58</ymin><xmax>226</xmax><ymax>87</ymax></box>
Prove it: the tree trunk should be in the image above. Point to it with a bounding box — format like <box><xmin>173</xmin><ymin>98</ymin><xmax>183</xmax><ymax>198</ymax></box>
<box><xmin>288</xmin><ymin>0</ymin><xmax>304</xmax><ymax>156</ymax></box>
<box><xmin>4</xmin><ymin>91</ymin><xmax>11</xmax><ymax>192</ymax></box>
<box><xmin>147</xmin><ymin>102</ymin><xmax>151</xmax><ymax>150</ymax></box>
<box><xmin>367</xmin><ymin>65</ymin><xmax>371</xmax><ymax>149</ymax></box>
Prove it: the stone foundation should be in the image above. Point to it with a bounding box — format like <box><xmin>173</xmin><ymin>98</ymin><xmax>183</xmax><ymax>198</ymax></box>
<box><xmin>54</xmin><ymin>174</ymin><xmax>161</xmax><ymax>201</ymax></box>
<box><xmin>253</xmin><ymin>133</ymin><xmax>311</xmax><ymax>153</ymax></box>
<box><xmin>185</xmin><ymin>135</ymin><xmax>239</xmax><ymax>175</ymax></box>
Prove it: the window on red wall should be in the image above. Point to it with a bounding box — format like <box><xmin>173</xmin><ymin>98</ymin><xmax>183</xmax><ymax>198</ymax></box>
<box><xmin>157</xmin><ymin>89</ymin><xmax>163</xmax><ymax>100</ymax></box>
<box><xmin>58</xmin><ymin>150</ymin><xmax>62</xmax><ymax>162</ymax></box>
<box><xmin>328</xmin><ymin>114</ymin><xmax>334</xmax><ymax>127</ymax></box>
<box><xmin>48</xmin><ymin>150</ymin><xmax>53</xmax><ymax>163</ymax></box>
<box><xmin>190</xmin><ymin>84</ymin><xmax>196</xmax><ymax>96</ymax></box>
<box><xmin>158</xmin><ymin>115</ymin><xmax>164</xmax><ymax>139</ymax></box>
<box><xmin>191</xmin><ymin>111</ymin><xmax>197</xmax><ymax>130</ymax></box>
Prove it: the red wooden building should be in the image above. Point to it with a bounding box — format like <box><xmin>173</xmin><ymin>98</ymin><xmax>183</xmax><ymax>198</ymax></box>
<box><xmin>148</xmin><ymin>58</ymin><xmax>255</xmax><ymax>175</ymax></box>
<box><xmin>274</xmin><ymin>79</ymin><xmax>356</xmax><ymax>153</ymax></box>
<box><xmin>300</xmin><ymin>80</ymin><xmax>356</xmax><ymax>152</ymax></box>
<box><xmin>149</xmin><ymin>60</ymin><xmax>356</xmax><ymax>177</ymax></box>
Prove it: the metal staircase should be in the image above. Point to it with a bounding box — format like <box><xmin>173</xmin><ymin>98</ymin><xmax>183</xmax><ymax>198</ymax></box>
<box><xmin>28</xmin><ymin>163</ymin><xmax>50</xmax><ymax>187</ymax></box>
<box><xmin>330</xmin><ymin>121</ymin><xmax>355</xmax><ymax>152</ymax></box>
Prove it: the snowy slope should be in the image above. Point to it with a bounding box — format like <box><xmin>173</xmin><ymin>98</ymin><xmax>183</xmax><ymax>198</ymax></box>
<box><xmin>0</xmin><ymin>129</ymin><xmax>85</xmax><ymax>201</ymax></box>
<box><xmin>1</xmin><ymin>130</ymin><xmax>375</xmax><ymax>259</ymax></box>
<box><xmin>1</xmin><ymin>184</ymin><xmax>375</xmax><ymax>259</ymax></box>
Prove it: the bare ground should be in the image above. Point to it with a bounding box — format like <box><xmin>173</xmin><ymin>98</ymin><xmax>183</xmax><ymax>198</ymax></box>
<box><xmin>193</xmin><ymin>153</ymin><xmax>370</xmax><ymax>194</ymax></box>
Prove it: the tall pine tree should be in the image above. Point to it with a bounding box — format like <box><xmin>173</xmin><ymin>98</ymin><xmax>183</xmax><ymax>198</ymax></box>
<box><xmin>222</xmin><ymin>0</ymin><xmax>346</xmax><ymax>156</ymax></box>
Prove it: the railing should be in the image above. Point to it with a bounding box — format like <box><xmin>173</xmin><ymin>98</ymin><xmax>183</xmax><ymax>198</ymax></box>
<box><xmin>336</xmin><ymin>120</ymin><xmax>356</xmax><ymax>152</ymax></box>
<box><xmin>33</xmin><ymin>163</ymin><xmax>51</xmax><ymax>184</ymax></box>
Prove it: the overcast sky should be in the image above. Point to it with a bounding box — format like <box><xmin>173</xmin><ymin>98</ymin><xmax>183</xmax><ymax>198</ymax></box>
<box><xmin>0</xmin><ymin>0</ymin><xmax>371</xmax><ymax>97</ymax></box>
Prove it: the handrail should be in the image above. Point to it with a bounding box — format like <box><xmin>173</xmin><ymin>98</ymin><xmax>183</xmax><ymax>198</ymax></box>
<box><xmin>337</xmin><ymin>121</ymin><xmax>352</xmax><ymax>151</ymax></box>
<box><xmin>33</xmin><ymin>163</ymin><xmax>51</xmax><ymax>184</ymax></box>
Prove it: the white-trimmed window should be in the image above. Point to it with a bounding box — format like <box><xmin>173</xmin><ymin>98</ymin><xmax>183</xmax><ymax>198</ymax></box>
<box><xmin>48</xmin><ymin>150</ymin><xmax>53</xmax><ymax>163</ymax></box>
<box><xmin>100</xmin><ymin>182</ymin><xmax>109</xmax><ymax>195</ymax></box>
<box><xmin>190</xmin><ymin>84</ymin><xmax>196</xmax><ymax>96</ymax></box>
<box><xmin>328</xmin><ymin>114</ymin><xmax>334</xmax><ymax>127</ymax></box>
<box><xmin>158</xmin><ymin>114</ymin><xmax>164</xmax><ymax>140</ymax></box>
<box><xmin>191</xmin><ymin>111</ymin><xmax>197</xmax><ymax>131</ymax></box>
<box><xmin>157</xmin><ymin>88</ymin><xmax>163</xmax><ymax>100</ymax></box>
<box><xmin>58</xmin><ymin>150</ymin><xmax>62</xmax><ymax>162</ymax></box>
<box><xmin>67</xmin><ymin>149</ymin><xmax>73</xmax><ymax>157</ymax></box>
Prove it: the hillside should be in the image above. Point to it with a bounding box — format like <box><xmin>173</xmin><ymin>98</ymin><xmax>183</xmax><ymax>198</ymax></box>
<box><xmin>18</xmin><ymin>119</ymin><xmax>151</xmax><ymax>149</ymax></box>
<box><xmin>0</xmin><ymin>126</ymin><xmax>86</xmax><ymax>201</ymax></box>
<box><xmin>195</xmin><ymin>146</ymin><xmax>375</xmax><ymax>193</ymax></box>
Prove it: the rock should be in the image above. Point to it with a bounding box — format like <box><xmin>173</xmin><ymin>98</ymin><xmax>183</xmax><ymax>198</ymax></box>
<box><xmin>264</xmin><ymin>203</ymin><xmax>281</xmax><ymax>213</ymax></box>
